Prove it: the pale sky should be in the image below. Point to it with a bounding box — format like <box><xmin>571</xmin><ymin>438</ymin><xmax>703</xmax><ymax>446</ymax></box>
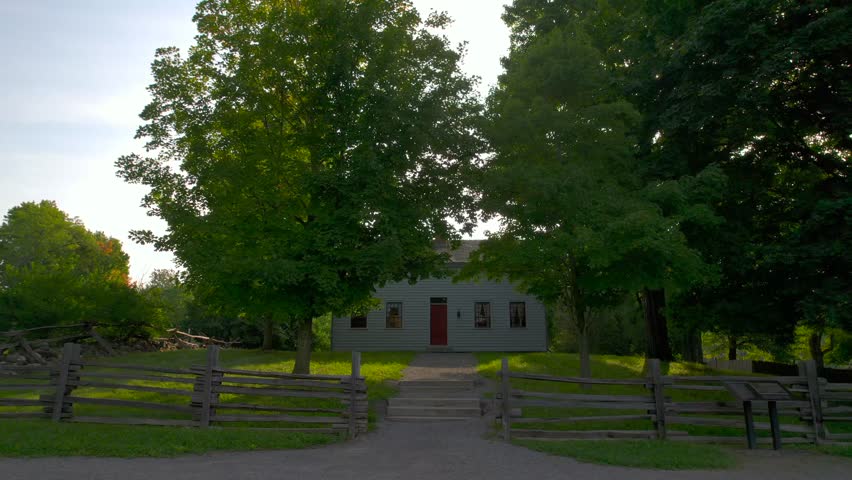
<box><xmin>0</xmin><ymin>0</ymin><xmax>510</xmax><ymax>282</ymax></box>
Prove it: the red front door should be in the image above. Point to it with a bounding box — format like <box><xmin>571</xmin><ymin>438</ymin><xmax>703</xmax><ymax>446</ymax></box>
<box><xmin>430</xmin><ymin>304</ymin><xmax>448</xmax><ymax>346</ymax></box>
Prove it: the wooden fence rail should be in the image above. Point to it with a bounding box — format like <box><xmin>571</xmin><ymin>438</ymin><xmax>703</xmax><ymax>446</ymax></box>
<box><xmin>498</xmin><ymin>358</ymin><xmax>852</xmax><ymax>448</ymax></box>
<box><xmin>0</xmin><ymin>344</ymin><xmax>367</xmax><ymax>438</ymax></box>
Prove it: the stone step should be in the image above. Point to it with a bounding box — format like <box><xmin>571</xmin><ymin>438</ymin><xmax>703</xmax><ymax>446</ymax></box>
<box><xmin>398</xmin><ymin>380</ymin><xmax>475</xmax><ymax>388</ymax></box>
<box><xmin>425</xmin><ymin>346</ymin><xmax>454</xmax><ymax>353</ymax></box>
<box><xmin>387</xmin><ymin>406</ymin><xmax>481</xmax><ymax>418</ymax></box>
<box><xmin>397</xmin><ymin>389</ymin><xmax>476</xmax><ymax>399</ymax></box>
<box><xmin>386</xmin><ymin>416</ymin><xmax>474</xmax><ymax>422</ymax></box>
<box><xmin>389</xmin><ymin>397</ymin><xmax>480</xmax><ymax>408</ymax></box>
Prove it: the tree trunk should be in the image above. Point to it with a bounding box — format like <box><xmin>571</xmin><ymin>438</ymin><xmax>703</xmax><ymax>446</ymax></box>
<box><xmin>564</xmin><ymin>258</ymin><xmax>591</xmax><ymax>380</ymax></box>
<box><xmin>640</xmin><ymin>288</ymin><xmax>673</xmax><ymax>361</ymax></box>
<box><xmin>809</xmin><ymin>332</ymin><xmax>825</xmax><ymax>372</ymax></box>
<box><xmin>727</xmin><ymin>335</ymin><xmax>738</xmax><ymax>361</ymax></box>
<box><xmin>262</xmin><ymin>317</ymin><xmax>276</xmax><ymax>351</ymax></box>
<box><xmin>578</xmin><ymin>327</ymin><xmax>592</xmax><ymax>379</ymax></box>
<box><xmin>292</xmin><ymin>317</ymin><xmax>313</xmax><ymax>375</ymax></box>
<box><xmin>682</xmin><ymin>328</ymin><xmax>704</xmax><ymax>363</ymax></box>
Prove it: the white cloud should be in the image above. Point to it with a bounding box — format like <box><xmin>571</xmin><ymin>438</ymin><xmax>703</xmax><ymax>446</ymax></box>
<box><xmin>2</xmin><ymin>86</ymin><xmax>150</xmax><ymax>130</ymax></box>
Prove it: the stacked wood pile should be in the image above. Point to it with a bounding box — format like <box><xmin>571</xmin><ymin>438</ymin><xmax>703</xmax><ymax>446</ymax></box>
<box><xmin>0</xmin><ymin>324</ymin><xmax>116</xmax><ymax>366</ymax></box>
<box><xmin>497</xmin><ymin>358</ymin><xmax>851</xmax><ymax>448</ymax></box>
<box><xmin>705</xmin><ymin>358</ymin><xmax>753</xmax><ymax>373</ymax></box>
<box><xmin>154</xmin><ymin>329</ymin><xmax>240</xmax><ymax>350</ymax></box>
<box><xmin>0</xmin><ymin>344</ymin><xmax>367</xmax><ymax>438</ymax></box>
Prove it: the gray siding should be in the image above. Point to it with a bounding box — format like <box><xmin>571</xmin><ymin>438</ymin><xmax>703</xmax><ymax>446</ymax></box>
<box><xmin>332</xmin><ymin>276</ymin><xmax>547</xmax><ymax>352</ymax></box>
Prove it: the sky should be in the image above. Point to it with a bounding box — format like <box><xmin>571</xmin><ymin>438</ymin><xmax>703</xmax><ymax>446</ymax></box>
<box><xmin>0</xmin><ymin>0</ymin><xmax>510</xmax><ymax>282</ymax></box>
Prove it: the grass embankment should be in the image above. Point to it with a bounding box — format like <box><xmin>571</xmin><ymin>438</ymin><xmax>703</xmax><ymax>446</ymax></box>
<box><xmin>0</xmin><ymin>420</ymin><xmax>336</xmax><ymax>457</ymax></box>
<box><xmin>477</xmin><ymin>353</ymin><xmax>850</xmax><ymax>468</ymax></box>
<box><xmin>0</xmin><ymin>349</ymin><xmax>413</xmax><ymax>457</ymax></box>
<box><xmin>809</xmin><ymin>444</ymin><xmax>852</xmax><ymax>459</ymax></box>
<box><xmin>516</xmin><ymin>439</ymin><xmax>735</xmax><ymax>470</ymax></box>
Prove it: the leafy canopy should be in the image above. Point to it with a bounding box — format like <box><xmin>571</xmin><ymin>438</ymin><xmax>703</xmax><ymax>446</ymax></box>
<box><xmin>0</xmin><ymin>201</ymin><xmax>160</xmax><ymax>338</ymax></box>
<box><xmin>642</xmin><ymin>0</ymin><xmax>852</xmax><ymax>342</ymax></box>
<box><xmin>117</xmin><ymin>0</ymin><xmax>484</xmax><ymax>324</ymax></box>
<box><xmin>465</xmin><ymin>17</ymin><xmax>714</xmax><ymax>310</ymax></box>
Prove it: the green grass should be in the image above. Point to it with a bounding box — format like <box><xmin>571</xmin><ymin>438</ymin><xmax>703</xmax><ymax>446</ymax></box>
<box><xmin>480</xmin><ymin>353</ymin><xmax>851</xmax><ymax>438</ymax></box>
<box><xmin>478</xmin><ymin>352</ymin><xmax>750</xmax><ymax>436</ymax></box>
<box><xmin>477</xmin><ymin>352</ymin><xmax>716</xmax><ymax>384</ymax></box>
<box><xmin>481</xmin><ymin>352</ymin><xmax>852</xmax><ymax>463</ymax></box>
<box><xmin>515</xmin><ymin>439</ymin><xmax>736</xmax><ymax>470</ymax></box>
<box><xmin>0</xmin><ymin>349</ymin><xmax>414</xmax><ymax>457</ymax></box>
<box><xmin>94</xmin><ymin>348</ymin><xmax>415</xmax><ymax>400</ymax></box>
<box><xmin>799</xmin><ymin>444</ymin><xmax>852</xmax><ymax>459</ymax></box>
<box><xmin>0</xmin><ymin>419</ymin><xmax>335</xmax><ymax>457</ymax></box>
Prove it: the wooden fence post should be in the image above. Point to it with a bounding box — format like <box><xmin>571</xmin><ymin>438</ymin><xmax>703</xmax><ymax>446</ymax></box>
<box><xmin>501</xmin><ymin>357</ymin><xmax>511</xmax><ymax>441</ymax></box>
<box><xmin>648</xmin><ymin>359</ymin><xmax>667</xmax><ymax>440</ymax></box>
<box><xmin>801</xmin><ymin>360</ymin><xmax>824</xmax><ymax>444</ymax></box>
<box><xmin>200</xmin><ymin>345</ymin><xmax>220</xmax><ymax>428</ymax></box>
<box><xmin>52</xmin><ymin>343</ymin><xmax>81</xmax><ymax>422</ymax></box>
<box><xmin>348</xmin><ymin>351</ymin><xmax>361</xmax><ymax>439</ymax></box>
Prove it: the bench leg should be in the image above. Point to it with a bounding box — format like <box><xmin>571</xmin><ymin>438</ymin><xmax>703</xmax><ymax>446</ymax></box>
<box><xmin>744</xmin><ymin>401</ymin><xmax>757</xmax><ymax>450</ymax></box>
<box><xmin>769</xmin><ymin>401</ymin><xmax>781</xmax><ymax>450</ymax></box>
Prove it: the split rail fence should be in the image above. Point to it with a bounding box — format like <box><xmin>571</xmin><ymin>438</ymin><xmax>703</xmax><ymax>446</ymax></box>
<box><xmin>0</xmin><ymin>344</ymin><xmax>367</xmax><ymax>438</ymax></box>
<box><xmin>498</xmin><ymin>358</ymin><xmax>852</xmax><ymax>447</ymax></box>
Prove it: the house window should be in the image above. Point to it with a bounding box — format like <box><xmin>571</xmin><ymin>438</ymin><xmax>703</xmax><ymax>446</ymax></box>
<box><xmin>350</xmin><ymin>315</ymin><xmax>367</xmax><ymax>329</ymax></box>
<box><xmin>386</xmin><ymin>302</ymin><xmax>403</xmax><ymax>328</ymax></box>
<box><xmin>510</xmin><ymin>302</ymin><xmax>526</xmax><ymax>328</ymax></box>
<box><xmin>474</xmin><ymin>302</ymin><xmax>491</xmax><ymax>328</ymax></box>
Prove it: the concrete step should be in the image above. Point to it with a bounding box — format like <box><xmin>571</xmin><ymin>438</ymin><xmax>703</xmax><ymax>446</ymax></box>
<box><xmin>389</xmin><ymin>397</ymin><xmax>480</xmax><ymax>408</ymax></box>
<box><xmin>398</xmin><ymin>380</ymin><xmax>475</xmax><ymax>388</ymax></box>
<box><xmin>386</xmin><ymin>416</ymin><xmax>474</xmax><ymax>422</ymax></box>
<box><xmin>425</xmin><ymin>346</ymin><xmax>454</xmax><ymax>353</ymax></box>
<box><xmin>387</xmin><ymin>406</ymin><xmax>481</xmax><ymax>418</ymax></box>
<box><xmin>397</xmin><ymin>389</ymin><xmax>476</xmax><ymax>399</ymax></box>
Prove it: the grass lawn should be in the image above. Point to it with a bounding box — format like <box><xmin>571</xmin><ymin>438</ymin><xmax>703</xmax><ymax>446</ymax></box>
<box><xmin>0</xmin><ymin>349</ymin><xmax>414</xmax><ymax>457</ymax></box>
<box><xmin>0</xmin><ymin>420</ymin><xmax>336</xmax><ymax>457</ymax></box>
<box><xmin>478</xmin><ymin>352</ymin><xmax>753</xmax><ymax>437</ymax></box>
<box><xmin>515</xmin><ymin>439</ymin><xmax>736</xmax><ymax>470</ymax></box>
<box><xmin>801</xmin><ymin>444</ymin><xmax>852</xmax><ymax>459</ymax></box>
<box><xmin>479</xmin><ymin>352</ymin><xmax>852</xmax><ymax>465</ymax></box>
<box><xmin>94</xmin><ymin>348</ymin><xmax>415</xmax><ymax>401</ymax></box>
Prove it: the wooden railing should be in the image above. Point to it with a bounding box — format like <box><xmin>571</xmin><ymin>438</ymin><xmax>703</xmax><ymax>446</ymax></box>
<box><xmin>822</xmin><ymin>381</ymin><xmax>852</xmax><ymax>442</ymax></box>
<box><xmin>0</xmin><ymin>344</ymin><xmax>367</xmax><ymax>438</ymax></box>
<box><xmin>0</xmin><ymin>364</ymin><xmax>56</xmax><ymax>420</ymax></box>
<box><xmin>498</xmin><ymin>358</ymin><xmax>852</xmax><ymax>447</ymax></box>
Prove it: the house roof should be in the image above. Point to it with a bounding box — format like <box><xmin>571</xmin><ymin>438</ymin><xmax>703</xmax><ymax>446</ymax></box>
<box><xmin>434</xmin><ymin>239</ymin><xmax>483</xmax><ymax>263</ymax></box>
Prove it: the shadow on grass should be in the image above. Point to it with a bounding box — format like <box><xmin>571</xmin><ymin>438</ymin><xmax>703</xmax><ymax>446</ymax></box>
<box><xmin>515</xmin><ymin>439</ymin><xmax>737</xmax><ymax>470</ymax></box>
<box><xmin>0</xmin><ymin>419</ymin><xmax>336</xmax><ymax>457</ymax></box>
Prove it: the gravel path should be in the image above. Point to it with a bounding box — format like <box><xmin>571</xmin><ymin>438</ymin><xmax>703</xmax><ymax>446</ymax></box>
<box><xmin>2</xmin><ymin>418</ymin><xmax>850</xmax><ymax>480</ymax></box>
<box><xmin>400</xmin><ymin>352</ymin><xmax>478</xmax><ymax>381</ymax></box>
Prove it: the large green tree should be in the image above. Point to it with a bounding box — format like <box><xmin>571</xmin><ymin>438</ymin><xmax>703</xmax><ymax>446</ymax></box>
<box><xmin>117</xmin><ymin>0</ymin><xmax>483</xmax><ymax>373</ymax></box>
<box><xmin>497</xmin><ymin>0</ymin><xmax>716</xmax><ymax>361</ymax></box>
<box><xmin>464</xmin><ymin>21</ymin><xmax>714</xmax><ymax>375</ymax></box>
<box><xmin>0</xmin><ymin>201</ymin><xmax>155</xmax><ymax>338</ymax></box>
<box><xmin>640</xmin><ymin>0</ymin><xmax>851</xmax><ymax>362</ymax></box>
<box><xmin>498</xmin><ymin>0</ymin><xmax>850</xmax><ymax>364</ymax></box>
